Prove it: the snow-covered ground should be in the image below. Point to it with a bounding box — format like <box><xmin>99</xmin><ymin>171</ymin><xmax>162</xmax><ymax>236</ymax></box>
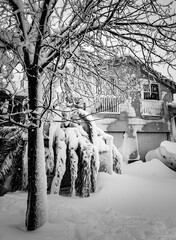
<box><xmin>1</xmin><ymin>159</ymin><xmax>176</xmax><ymax>240</ymax></box>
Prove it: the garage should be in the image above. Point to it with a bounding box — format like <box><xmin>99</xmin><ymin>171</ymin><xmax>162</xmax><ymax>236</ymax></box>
<box><xmin>137</xmin><ymin>132</ymin><xmax>169</xmax><ymax>161</ymax></box>
<box><xmin>106</xmin><ymin>131</ymin><xmax>125</xmax><ymax>149</ymax></box>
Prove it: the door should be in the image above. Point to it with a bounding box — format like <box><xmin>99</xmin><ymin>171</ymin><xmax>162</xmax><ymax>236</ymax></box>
<box><xmin>137</xmin><ymin>132</ymin><xmax>168</xmax><ymax>161</ymax></box>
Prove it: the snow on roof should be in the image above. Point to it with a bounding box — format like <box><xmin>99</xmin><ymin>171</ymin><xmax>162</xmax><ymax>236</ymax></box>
<box><xmin>105</xmin><ymin>55</ymin><xmax>176</xmax><ymax>93</ymax></box>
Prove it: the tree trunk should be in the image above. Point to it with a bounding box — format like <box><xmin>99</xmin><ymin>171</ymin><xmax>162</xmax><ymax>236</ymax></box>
<box><xmin>25</xmin><ymin>70</ymin><xmax>48</xmax><ymax>231</ymax></box>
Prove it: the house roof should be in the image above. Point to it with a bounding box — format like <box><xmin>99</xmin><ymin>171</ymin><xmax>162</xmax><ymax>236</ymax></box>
<box><xmin>140</xmin><ymin>63</ymin><xmax>176</xmax><ymax>94</ymax></box>
<box><xmin>111</xmin><ymin>56</ymin><xmax>176</xmax><ymax>94</ymax></box>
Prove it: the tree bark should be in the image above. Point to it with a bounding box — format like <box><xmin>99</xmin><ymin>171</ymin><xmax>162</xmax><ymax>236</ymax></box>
<box><xmin>25</xmin><ymin>70</ymin><xmax>48</xmax><ymax>231</ymax></box>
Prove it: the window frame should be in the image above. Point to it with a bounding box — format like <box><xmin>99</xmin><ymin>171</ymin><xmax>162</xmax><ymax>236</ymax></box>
<box><xmin>141</xmin><ymin>80</ymin><xmax>160</xmax><ymax>101</ymax></box>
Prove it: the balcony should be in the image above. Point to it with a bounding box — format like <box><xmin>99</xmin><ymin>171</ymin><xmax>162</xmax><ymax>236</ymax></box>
<box><xmin>141</xmin><ymin>100</ymin><xmax>163</xmax><ymax>116</ymax></box>
<box><xmin>96</xmin><ymin>96</ymin><xmax>121</xmax><ymax>114</ymax></box>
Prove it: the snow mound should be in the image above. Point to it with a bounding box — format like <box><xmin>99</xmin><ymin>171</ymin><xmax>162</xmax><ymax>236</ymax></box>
<box><xmin>160</xmin><ymin>141</ymin><xmax>176</xmax><ymax>154</ymax></box>
<box><xmin>1</xmin><ymin>160</ymin><xmax>176</xmax><ymax>240</ymax></box>
<box><xmin>146</xmin><ymin>141</ymin><xmax>176</xmax><ymax>171</ymax></box>
<box><xmin>123</xmin><ymin>159</ymin><xmax>176</xmax><ymax>178</ymax></box>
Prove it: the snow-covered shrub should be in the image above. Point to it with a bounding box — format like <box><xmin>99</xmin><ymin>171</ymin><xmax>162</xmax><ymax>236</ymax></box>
<box><xmin>97</xmin><ymin>127</ymin><xmax>123</xmax><ymax>174</ymax></box>
<box><xmin>71</xmin><ymin>109</ymin><xmax>98</xmax><ymax>146</ymax></box>
<box><xmin>0</xmin><ymin>127</ymin><xmax>26</xmax><ymax>195</ymax></box>
<box><xmin>0</xmin><ymin>110</ymin><xmax>122</xmax><ymax>197</ymax></box>
<box><xmin>47</xmin><ymin>109</ymin><xmax>101</xmax><ymax>197</ymax></box>
<box><xmin>145</xmin><ymin>141</ymin><xmax>176</xmax><ymax>171</ymax></box>
<box><xmin>47</xmin><ymin>109</ymin><xmax>123</xmax><ymax>197</ymax></box>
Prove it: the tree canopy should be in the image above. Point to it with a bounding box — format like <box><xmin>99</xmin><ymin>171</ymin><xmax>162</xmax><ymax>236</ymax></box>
<box><xmin>0</xmin><ymin>0</ymin><xmax>176</xmax><ymax>120</ymax></box>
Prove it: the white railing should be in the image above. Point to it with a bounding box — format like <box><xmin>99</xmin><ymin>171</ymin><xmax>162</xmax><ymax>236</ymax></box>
<box><xmin>96</xmin><ymin>96</ymin><xmax>121</xmax><ymax>114</ymax></box>
<box><xmin>141</xmin><ymin>100</ymin><xmax>163</xmax><ymax>116</ymax></box>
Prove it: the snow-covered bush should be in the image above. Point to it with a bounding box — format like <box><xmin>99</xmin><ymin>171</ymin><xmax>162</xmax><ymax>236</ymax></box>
<box><xmin>0</xmin><ymin>127</ymin><xmax>26</xmax><ymax>195</ymax></box>
<box><xmin>97</xmin><ymin>127</ymin><xmax>123</xmax><ymax>174</ymax></box>
<box><xmin>0</xmin><ymin>110</ymin><xmax>123</xmax><ymax>197</ymax></box>
<box><xmin>46</xmin><ymin>109</ymin><xmax>100</xmax><ymax>197</ymax></box>
<box><xmin>145</xmin><ymin>141</ymin><xmax>176</xmax><ymax>171</ymax></box>
<box><xmin>47</xmin><ymin>109</ymin><xmax>123</xmax><ymax>197</ymax></box>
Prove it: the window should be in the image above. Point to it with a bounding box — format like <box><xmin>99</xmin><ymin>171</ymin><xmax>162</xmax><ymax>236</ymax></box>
<box><xmin>143</xmin><ymin>83</ymin><xmax>159</xmax><ymax>100</ymax></box>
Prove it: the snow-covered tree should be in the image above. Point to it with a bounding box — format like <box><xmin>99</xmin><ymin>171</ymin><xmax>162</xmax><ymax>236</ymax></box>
<box><xmin>0</xmin><ymin>0</ymin><xmax>176</xmax><ymax>231</ymax></box>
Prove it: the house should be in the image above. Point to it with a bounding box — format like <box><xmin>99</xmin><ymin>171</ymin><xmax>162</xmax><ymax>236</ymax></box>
<box><xmin>89</xmin><ymin>56</ymin><xmax>176</xmax><ymax>163</ymax></box>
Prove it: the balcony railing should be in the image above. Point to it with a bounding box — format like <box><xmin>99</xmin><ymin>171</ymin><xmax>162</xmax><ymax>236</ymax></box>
<box><xmin>96</xmin><ymin>96</ymin><xmax>121</xmax><ymax>114</ymax></box>
<box><xmin>141</xmin><ymin>100</ymin><xmax>163</xmax><ymax>116</ymax></box>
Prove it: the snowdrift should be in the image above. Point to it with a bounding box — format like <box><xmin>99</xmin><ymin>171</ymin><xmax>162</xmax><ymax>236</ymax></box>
<box><xmin>146</xmin><ymin>140</ymin><xmax>176</xmax><ymax>171</ymax></box>
<box><xmin>1</xmin><ymin>159</ymin><xmax>176</xmax><ymax>240</ymax></box>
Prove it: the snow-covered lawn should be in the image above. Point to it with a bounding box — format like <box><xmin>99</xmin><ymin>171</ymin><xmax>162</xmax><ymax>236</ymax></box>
<box><xmin>1</xmin><ymin>159</ymin><xmax>176</xmax><ymax>240</ymax></box>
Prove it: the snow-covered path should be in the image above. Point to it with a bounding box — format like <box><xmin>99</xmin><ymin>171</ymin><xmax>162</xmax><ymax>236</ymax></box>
<box><xmin>1</xmin><ymin>159</ymin><xmax>176</xmax><ymax>240</ymax></box>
